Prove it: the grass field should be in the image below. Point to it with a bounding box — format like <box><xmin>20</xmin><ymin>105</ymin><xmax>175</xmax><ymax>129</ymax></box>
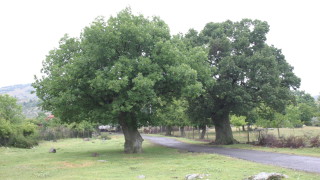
<box><xmin>1</xmin><ymin>134</ymin><xmax>320</xmax><ymax>180</ymax></box>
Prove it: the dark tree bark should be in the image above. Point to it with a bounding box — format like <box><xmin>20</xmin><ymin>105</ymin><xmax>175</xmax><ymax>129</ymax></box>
<box><xmin>165</xmin><ymin>126</ymin><xmax>172</xmax><ymax>136</ymax></box>
<box><xmin>199</xmin><ymin>125</ymin><xmax>206</xmax><ymax>139</ymax></box>
<box><xmin>213</xmin><ymin>112</ymin><xmax>236</xmax><ymax>144</ymax></box>
<box><xmin>119</xmin><ymin>112</ymin><xmax>143</xmax><ymax>153</ymax></box>
<box><xmin>180</xmin><ymin>126</ymin><xmax>186</xmax><ymax>137</ymax></box>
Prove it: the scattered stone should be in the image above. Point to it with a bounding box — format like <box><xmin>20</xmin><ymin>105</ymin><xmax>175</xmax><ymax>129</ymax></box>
<box><xmin>245</xmin><ymin>172</ymin><xmax>288</xmax><ymax>180</ymax></box>
<box><xmin>137</xmin><ymin>175</ymin><xmax>145</xmax><ymax>179</ymax></box>
<box><xmin>185</xmin><ymin>174</ymin><xmax>210</xmax><ymax>180</ymax></box>
<box><xmin>49</xmin><ymin>148</ymin><xmax>56</xmax><ymax>153</ymax></box>
<box><xmin>83</xmin><ymin>138</ymin><xmax>90</xmax><ymax>141</ymax></box>
<box><xmin>91</xmin><ymin>152</ymin><xmax>99</xmax><ymax>157</ymax></box>
<box><xmin>185</xmin><ymin>174</ymin><xmax>199</xmax><ymax>180</ymax></box>
<box><xmin>97</xmin><ymin>160</ymin><xmax>107</xmax><ymax>162</ymax></box>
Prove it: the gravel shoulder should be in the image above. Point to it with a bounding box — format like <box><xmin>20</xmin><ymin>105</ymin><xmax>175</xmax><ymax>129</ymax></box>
<box><xmin>143</xmin><ymin>135</ymin><xmax>320</xmax><ymax>174</ymax></box>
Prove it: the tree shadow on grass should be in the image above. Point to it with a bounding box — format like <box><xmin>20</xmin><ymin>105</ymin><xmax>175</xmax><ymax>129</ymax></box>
<box><xmin>48</xmin><ymin>141</ymin><xmax>179</xmax><ymax>161</ymax></box>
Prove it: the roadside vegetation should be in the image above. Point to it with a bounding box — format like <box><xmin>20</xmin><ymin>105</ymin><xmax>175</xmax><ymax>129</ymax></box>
<box><xmin>155</xmin><ymin>126</ymin><xmax>320</xmax><ymax>157</ymax></box>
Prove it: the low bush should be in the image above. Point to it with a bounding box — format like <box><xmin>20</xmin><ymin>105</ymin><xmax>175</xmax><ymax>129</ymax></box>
<box><xmin>258</xmin><ymin>134</ymin><xmax>280</xmax><ymax>147</ymax></box>
<box><xmin>21</xmin><ymin>122</ymin><xmax>38</xmax><ymax>137</ymax></box>
<box><xmin>282</xmin><ymin>136</ymin><xmax>306</xmax><ymax>148</ymax></box>
<box><xmin>258</xmin><ymin>134</ymin><xmax>306</xmax><ymax>148</ymax></box>
<box><xmin>0</xmin><ymin>119</ymin><xmax>39</xmax><ymax>148</ymax></box>
<box><xmin>310</xmin><ymin>135</ymin><xmax>320</xmax><ymax>147</ymax></box>
<box><xmin>8</xmin><ymin>134</ymin><xmax>38</xmax><ymax>148</ymax></box>
<box><xmin>0</xmin><ymin>118</ymin><xmax>13</xmax><ymax>146</ymax></box>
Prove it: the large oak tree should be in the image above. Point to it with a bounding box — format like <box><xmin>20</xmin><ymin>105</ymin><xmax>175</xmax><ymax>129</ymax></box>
<box><xmin>33</xmin><ymin>9</ymin><xmax>205</xmax><ymax>153</ymax></box>
<box><xmin>186</xmin><ymin>19</ymin><xmax>300</xmax><ymax>144</ymax></box>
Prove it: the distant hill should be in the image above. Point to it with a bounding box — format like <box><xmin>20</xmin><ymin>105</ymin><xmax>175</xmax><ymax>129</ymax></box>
<box><xmin>0</xmin><ymin>83</ymin><xmax>42</xmax><ymax>118</ymax></box>
<box><xmin>0</xmin><ymin>84</ymin><xmax>37</xmax><ymax>101</ymax></box>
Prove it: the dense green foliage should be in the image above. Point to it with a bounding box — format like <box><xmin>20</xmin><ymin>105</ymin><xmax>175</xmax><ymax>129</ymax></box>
<box><xmin>293</xmin><ymin>91</ymin><xmax>318</xmax><ymax>125</ymax></box>
<box><xmin>185</xmin><ymin>19</ymin><xmax>300</xmax><ymax>144</ymax></box>
<box><xmin>33</xmin><ymin>8</ymin><xmax>207</xmax><ymax>152</ymax></box>
<box><xmin>34</xmin><ymin>9</ymin><xmax>203</xmax><ymax>124</ymax></box>
<box><xmin>0</xmin><ymin>94</ymin><xmax>24</xmax><ymax>123</ymax></box>
<box><xmin>156</xmin><ymin>99</ymin><xmax>190</xmax><ymax>127</ymax></box>
<box><xmin>230</xmin><ymin>115</ymin><xmax>246</xmax><ymax>128</ymax></box>
<box><xmin>0</xmin><ymin>94</ymin><xmax>39</xmax><ymax>148</ymax></box>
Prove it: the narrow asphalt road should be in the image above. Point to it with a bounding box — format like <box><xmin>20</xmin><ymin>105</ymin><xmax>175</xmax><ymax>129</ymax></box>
<box><xmin>143</xmin><ymin>135</ymin><xmax>320</xmax><ymax>174</ymax></box>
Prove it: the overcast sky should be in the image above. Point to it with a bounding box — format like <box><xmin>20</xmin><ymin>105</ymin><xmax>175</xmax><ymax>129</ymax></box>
<box><xmin>0</xmin><ymin>0</ymin><xmax>319</xmax><ymax>95</ymax></box>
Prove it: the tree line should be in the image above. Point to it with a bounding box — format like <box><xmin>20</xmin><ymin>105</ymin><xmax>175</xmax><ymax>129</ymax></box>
<box><xmin>32</xmin><ymin>8</ymin><xmax>305</xmax><ymax>153</ymax></box>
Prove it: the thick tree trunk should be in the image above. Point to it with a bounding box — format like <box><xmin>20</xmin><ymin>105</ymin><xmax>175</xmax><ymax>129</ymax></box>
<box><xmin>165</xmin><ymin>126</ymin><xmax>172</xmax><ymax>136</ymax></box>
<box><xmin>180</xmin><ymin>126</ymin><xmax>186</xmax><ymax>137</ymax></box>
<box><xmin>119</xmin><ymin>112</ymin><xmax>144</xmax><ymax>153</ymax></box>
<box><xmin>199</xmin><ymin>125</ymin><xmax>206</xmax><ymax>139</ymax></box>
<box><xmin>213</xmin><ymin>112</ymin><xmax>236</xmax><ymax>144</ymax></box>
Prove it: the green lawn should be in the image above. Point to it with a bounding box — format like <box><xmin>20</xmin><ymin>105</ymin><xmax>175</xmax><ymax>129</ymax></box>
<box><xmin>219</xmin><ymin>143</ymin><xmax>320</xmax><ymax>157</ymax></box>
<box><xmin>0</xmin><ymin>134</ymin><xmax>319</xmax><ymax>180</ymax></box>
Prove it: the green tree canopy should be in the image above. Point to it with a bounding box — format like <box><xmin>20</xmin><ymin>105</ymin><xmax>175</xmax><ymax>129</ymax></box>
<box><xmin>292</xmin><ymin>90</ymin><xmax>318</xmax><ymax>125</ymax></box>
<box><xmin>0</xmin><ymin>94</ymin><xmax>24</xmax><ymax>123</ymax></box>
<box><xmin>33</xmin><ymin>8</ymin><xmax>205</xmax><ymax>153</ymax></box>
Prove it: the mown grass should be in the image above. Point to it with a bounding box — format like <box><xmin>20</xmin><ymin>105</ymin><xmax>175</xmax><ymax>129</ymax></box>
<box><xmin>219</xmin><ymin>144</ymin><xmax>320</xmax><ymax>158</ymax></box>
<box><xmin>1</xmin><ymin>134</ymin><xmax>319</xmax><ymax>180</ymax></box>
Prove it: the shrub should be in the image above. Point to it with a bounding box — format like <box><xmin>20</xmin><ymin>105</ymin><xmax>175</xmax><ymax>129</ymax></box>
<box><xmin>20</xmin><ymin>122</ymin><xmax>38</xmax><ymax>137</ymax></box>
<box><xmin>0</xmin><ymin>118</ymin><xmax>13</xmax><ymax>145</ymax></box>
<box><xmin>310</xmin><ymin>135</ymin><xmax>320</xmax><ymax>147</ymax></box>
<box><xmin>283</xmin><ymin>136</ymin><xmax>306</xmax><ymax>148</ymax></box>
<box><xmin>258</xmin><ymin>134</ymin><xmax>306</xmax><ymax>148</ymax></box>
<box><xmin>258</xmin><ymin>134</ymin><xmax>280</xmax><ymax>147</ymax></box>
<box><xmin>8</xmin><ymin>134</ymin><xmax>38</xmax><ymax>148</ymax></box>
<box><xmin>0</xmin><ymin>120</ymin><xmax>39</xmax><ymax>148</ymax></box>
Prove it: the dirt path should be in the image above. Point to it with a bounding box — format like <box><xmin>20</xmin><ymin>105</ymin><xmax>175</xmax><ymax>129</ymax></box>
<box><xmin>143</xmin><ymin>135</ymin><xmax>320</xmax><ymax>174</ymax></box>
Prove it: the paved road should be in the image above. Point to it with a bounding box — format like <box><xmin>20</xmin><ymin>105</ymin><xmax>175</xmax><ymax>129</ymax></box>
<box><xmin>143</xmin><ymin>135</ymin><xmax>320</xmax><ymax>174</ymax></box>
